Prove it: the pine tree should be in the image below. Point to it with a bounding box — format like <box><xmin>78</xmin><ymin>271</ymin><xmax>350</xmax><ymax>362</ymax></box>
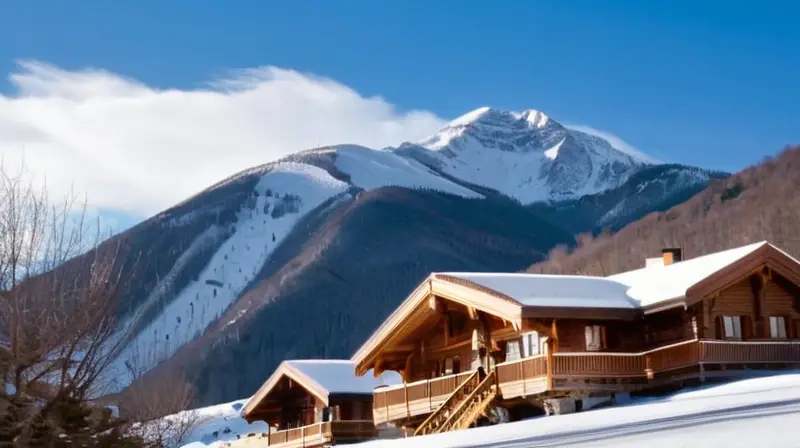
<box><xmin>0</xmin><ymin>393</ymin><xmax>27</xmax><ymax>446</ymax></box>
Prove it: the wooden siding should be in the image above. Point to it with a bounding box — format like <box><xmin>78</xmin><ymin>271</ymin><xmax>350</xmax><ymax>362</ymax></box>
<box><xmin>713</xmin><ymin>280</ymin><xmax>755</xmax><ymax>317</ymax></box>
<box><xmin>762</xmin><ymin>279</ymin><xmax>800</xmax><ymax>318</ymax></box>
<box><xmin>706</xmin><ymin>275</ymin><xmax>800</xmax><ymax>340</ymax></box>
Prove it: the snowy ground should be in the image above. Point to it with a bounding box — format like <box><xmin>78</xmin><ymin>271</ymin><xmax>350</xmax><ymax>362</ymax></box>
<box><xmin>176</xmin><ymin>398</ymin><xmax>267</xmax><ymax>448</ymax></box>
<box><xmin>175</xmin><ymin>373</ymin><xmax>800</xmax><ymax>447</ymax></box>
<box><xmin>359</xmin><ymin>373</ymin><xmax>800</xmax><ymax>448</ymax></box>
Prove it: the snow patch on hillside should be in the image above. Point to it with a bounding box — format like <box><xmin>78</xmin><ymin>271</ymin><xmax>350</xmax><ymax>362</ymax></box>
<box><xmin>109</xmin><ymin>163</ymin><xmax>348</xmax><ymax>389</ymax></box>
<box><xmin>332</xmin><ymin>145</ymin><xmax>482</xmax><ymax>198</ymax></box>
<box><xmin>168</xmin><ymin>399</ymin><xmax>267</xmax><ymax>448</ymax></box>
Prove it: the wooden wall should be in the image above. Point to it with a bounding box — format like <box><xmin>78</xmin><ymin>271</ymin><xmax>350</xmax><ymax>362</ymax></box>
<box><xmin>330</xmin><ymin>396</ymin><xmax>373</xmax><ymax>421</ymax></box>
<box><xmin>705</xmin><ymin>274</ymin><xmax>800</xmax><ymax>339</ymax></box>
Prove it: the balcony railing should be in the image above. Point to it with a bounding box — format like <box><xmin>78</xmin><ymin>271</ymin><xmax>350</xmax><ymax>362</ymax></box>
<box><xmin>373</xmin><ymin>372</ymin><xmax>474</xmax><ymax>425</ymax></box>
<box><xmin>225</xmin><ymin>420</ymin><xmax>376</xmax><ymax>448</ymax></box>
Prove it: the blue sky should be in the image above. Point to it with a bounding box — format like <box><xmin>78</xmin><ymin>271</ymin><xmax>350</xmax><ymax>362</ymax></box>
<box><xmin>1</xmin><ymin>0</ymin><xmax>798</xmax><ymax>228</ymax></box>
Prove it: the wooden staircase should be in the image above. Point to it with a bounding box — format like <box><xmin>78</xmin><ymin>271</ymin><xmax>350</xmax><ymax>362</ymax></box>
<box><xmin>414</xmin><ymin>370</ymin><xmax>498</xmax><ymax>436</ymax></box>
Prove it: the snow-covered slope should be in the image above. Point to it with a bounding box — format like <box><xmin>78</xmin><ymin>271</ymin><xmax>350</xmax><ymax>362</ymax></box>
<box><xmin>109</xmin><ymin>163</ymin><xmax>350</xmax><ymax>387</ymax></box>
<box><xmin>354</xmin><ymin>373</ymin><xmax>800</xmax><ymax>448</ymax></box>
<box><xmin>406</xmin><ymin>107</ymin><xmax>657</xmax><ymax>203</ymax></box>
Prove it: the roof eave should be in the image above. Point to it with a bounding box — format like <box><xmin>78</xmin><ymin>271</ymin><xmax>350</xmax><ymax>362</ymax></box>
<box><xmin>521</xmin><ymin>305</ymin><xmax>639</xmax><ymax>321</ymax></box>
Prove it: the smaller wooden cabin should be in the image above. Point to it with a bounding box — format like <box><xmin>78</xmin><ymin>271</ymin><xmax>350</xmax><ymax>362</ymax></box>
<box><xmin>237</xmin><ymin>360</ymin><xmax>401</xmax><ymax>447</ymax></box>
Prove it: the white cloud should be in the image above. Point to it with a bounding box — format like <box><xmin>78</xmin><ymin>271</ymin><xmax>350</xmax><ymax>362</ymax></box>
<box><xmin>565</xmin><ymin>124</ymin><xmax>663</xmax><ymax>165</ymax></box>
<box><xmin>0</xmin><ymin>61</ymin><xmax>446</xmax><ymax>216</ymax></box>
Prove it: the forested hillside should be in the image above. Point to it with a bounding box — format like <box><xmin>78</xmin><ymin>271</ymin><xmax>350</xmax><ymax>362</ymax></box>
<box><xmin>528</xmin><ymin>146</ymin><xmax>800</xmax><ymax>275</ymax></box>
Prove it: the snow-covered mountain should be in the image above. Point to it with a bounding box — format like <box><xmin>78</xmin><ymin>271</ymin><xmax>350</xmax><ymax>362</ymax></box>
<box><xmin>87</xmin><ymin>106</ymin><xmax>721</xmax><ymax>402</ymax></box>
<box><xmin>400</xmin><ymin>107</ymin><xmax>658</xmax><ymax>203</ymax></box>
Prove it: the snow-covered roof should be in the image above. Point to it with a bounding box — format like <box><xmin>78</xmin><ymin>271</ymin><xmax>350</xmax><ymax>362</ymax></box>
<box><xmin>438</xmin><ymin>273</ymin><xmax>638</xmax><ymax>309</ymax></box>
<box><xmin>440</xmin><ymin>241</ymin><xmax>796</xmax><ymax>312</ymax></box>
<box><xmin>284</xmin><ymin>360</ymin><xmax>401</xmax><ymax>395</ymax></box>
<box><xmin>242</xmin><ymin>359</ymin><xmax>401</xmax><ymax>418</ymax></box>
<box><xmin>608</xmin><ymin>241</ymin><xmax>767</xmax><ymax>308</ymax></box>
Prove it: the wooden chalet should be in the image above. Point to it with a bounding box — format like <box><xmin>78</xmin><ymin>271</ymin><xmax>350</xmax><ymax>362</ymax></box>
<box><xmin>235</xmin><ymin>360</ymin><xmax>401</xmax><ymax>447</ymax></box>
<box><xmin>351</xmin><ymin>241</ymin><xmax>800</xmax><ymax>435</ymax></box>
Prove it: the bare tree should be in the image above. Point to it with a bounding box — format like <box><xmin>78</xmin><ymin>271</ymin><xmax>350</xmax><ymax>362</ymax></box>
<box><xmin>118</xmin><ymin>346</ymin><xmax>199</xmax><ymax>448</ymax></box>
<box><xmin>0</xmin><ymin>161</ymin><xmax>134</xmax><ymax>443</ymax></box>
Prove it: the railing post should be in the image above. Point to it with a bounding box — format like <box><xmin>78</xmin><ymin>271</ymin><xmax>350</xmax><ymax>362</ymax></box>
<box><xmin>546</xmin><ymin>341</ymin><xmax>554</xmax><ymax>391</ymax></box>
<box><xmin>404</xmin><ymin>382</ymin><xmax>410</xmax><ymax>418</ymax></box>
<box><xmin>301</xmin><ymin>425</ymin><xmax>305</xmax><ymax>448</ymax></box>
<box><xmin>428</xmin><ymin>379</ymin><xmax>432</xmax><ymax>412</ymax></box>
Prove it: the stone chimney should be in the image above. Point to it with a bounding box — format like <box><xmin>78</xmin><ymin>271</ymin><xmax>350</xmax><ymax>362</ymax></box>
<box><xmin>661</xmin><ymin>248</ymin><xmax>683</xmax><ymax>266</ymax></box>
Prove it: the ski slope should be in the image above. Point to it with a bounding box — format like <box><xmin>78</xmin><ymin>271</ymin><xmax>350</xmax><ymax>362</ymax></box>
<box><xmin>108</xmin><ymin>163</ymin><xmax>349</xmax><ymax>389</ymax></box>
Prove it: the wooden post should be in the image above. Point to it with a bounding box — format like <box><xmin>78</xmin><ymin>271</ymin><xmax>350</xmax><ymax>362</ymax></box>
<box><xmin>404</xmin><ymin>383</ymin><xmax>410</xmax><ymax>418</ymax></box>
<box><xmin>550</xmin><ymin>319</ymin><xmax>559</xmax><ymax>352</ymax></box>
<box><xmin>545</xmin><ymin>339</ymin><xmax>554</xmax><ymax>391</ymax></box>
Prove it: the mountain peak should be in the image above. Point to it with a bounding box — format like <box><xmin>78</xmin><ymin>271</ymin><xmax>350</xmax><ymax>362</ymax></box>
<box><xmin>447</xmin><ymin>106</ymin><xmax>553</xmax><ymax>130</ymax></box>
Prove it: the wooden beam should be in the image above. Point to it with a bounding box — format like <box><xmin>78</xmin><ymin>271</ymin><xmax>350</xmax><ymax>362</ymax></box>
<box><xmin>444</xmin><ymin>312</ymin><xmax>450</xmax><ymax>347</ymax></box>
<box><xmin>550</xmin><ymin>319</ymin><xmax>559</xmax><ymax>353</ymax></box>
<box><xmin>428</xmin><ymin>294</ymin><xmax>439</xmax><ymax>311</ymax></box>
<box><xmin>521</xmin><ymin>318</ymin><xmax>552</xmax><ymax>335</ymax></box>
<box><xmin>374</xmin><ymin>358</ymin><xmax>385</xmax><ymax>378</ymax></box>
<box><xmin>403</xmin><ymin>352</ymin><xmax>414</xmax><ymax>382</ymax></box>
<box><xmin>749</xmin><ymin>273</ymin><xmax>765</xmax><ymax>337</ymax></box>
<box><xmin>467</xmin><ymin>306</ymin><xmax>479</xmax><ymax>320</ymax></box>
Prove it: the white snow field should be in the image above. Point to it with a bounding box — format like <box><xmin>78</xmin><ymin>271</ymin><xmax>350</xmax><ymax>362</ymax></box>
<box><xmin>358</xmin><ymin>373</ymin><xmax>800</xmax><ymax>448</ymax></box>
<box><xmin>175</xmin><ymin>373</ymin><xmax>800</xmax><ymax>447</ymax></box>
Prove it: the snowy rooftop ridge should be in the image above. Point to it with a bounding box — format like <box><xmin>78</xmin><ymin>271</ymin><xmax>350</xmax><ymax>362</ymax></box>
<box><xmin>436</xmin><ymin>241</ymin><xmax>789</xmax><ymax>311</ymax></box>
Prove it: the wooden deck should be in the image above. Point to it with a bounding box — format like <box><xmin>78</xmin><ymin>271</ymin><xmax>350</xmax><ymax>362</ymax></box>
<box><xmin>376</xmin><ymin>339</ymin><xmax>800</xmax><ymax>423</ymax></box>
<box><xmin>225</xmin><ymin>420</ymin><xmax>375</xmax><ymax>448</ymax></box>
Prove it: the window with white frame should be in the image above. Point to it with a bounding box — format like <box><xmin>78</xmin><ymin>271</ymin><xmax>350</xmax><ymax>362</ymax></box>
<box><xmin>723</xmin><ymin>316</ymin><xmax>742</xmax><ymax>339</ymax></box>
<box><xmin>521</xmin><ymin>331</ymin><xmax>540</xmax><ymax>357</ymax></box>
<box><xmin>505</xmin><ymin>340</ymin><xmax>521</xmax><ymax>362</ymax></box>
<box><xmin>769</xmin><ymin>316</ymin><xmax>787</xmax><ymax>339</ymax></box>
<box><xmin>585</xmin><ymin>325</ymin><xmax>604</xmax><ymax>351</ymax></box>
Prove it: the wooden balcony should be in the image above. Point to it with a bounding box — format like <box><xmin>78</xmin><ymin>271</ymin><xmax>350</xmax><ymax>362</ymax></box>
<box><xmin>373</xmin><ymin>372</ymin><xmax>474</xmax><ymax>425</ymax></box>
<box><xmin>225</xmin><ymin>420</ymin><xmax>376</xmax><ymax>448</ymax></box>
<box><xmin>375</xmin><ymin>339</ymin><xmax>800</xmax><ymax>424</ymax></box>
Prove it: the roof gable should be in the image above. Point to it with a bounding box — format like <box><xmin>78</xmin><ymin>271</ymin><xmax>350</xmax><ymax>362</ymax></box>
<box><xmin>609</xmin><ymin>241</ymin><xmax>768</xmax><ymax>308</ymax></box>
<box><xmin>242</xmin><ymin>359</ymin><xmax>400</xmax><ymax>419</ymax></box>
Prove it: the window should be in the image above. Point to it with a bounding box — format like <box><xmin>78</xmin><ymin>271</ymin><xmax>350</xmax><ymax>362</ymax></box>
<box><xmin>585</xmin><ymin>325</ymin><xmax>605</xmax><ymax>351</ymax></box>
<box><xmin>505</xmin><ymin>340</ymin><xmax>521</xmax><ymax>362</ymax></box>
<box><xmin>723</xmin><ymin>316</ymin><xmax>742</xmax><ymax>339</ymax></box>
<box><xmin>521</xmin><ymin>331</ymin><xmax>540</xmax><ymax>357</ymax></box>
<box><xmin>769</xmin><ymin>316</ymin><xmax>787</xmax><ymax>339</ymax></box>
<box><xmin>444</xmin><ymin>357</ymin><xmax>453</xmax><ymax>375</ymax></box>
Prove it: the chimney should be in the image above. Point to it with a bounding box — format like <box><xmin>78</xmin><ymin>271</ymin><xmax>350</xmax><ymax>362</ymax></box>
<box><xmin>661</xmin><ymin>248</ymin><xmax>683</xmax><ymax>266</ymax></box>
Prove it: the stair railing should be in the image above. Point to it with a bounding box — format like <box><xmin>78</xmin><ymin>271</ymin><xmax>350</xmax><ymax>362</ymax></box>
<box><xmin>438</xmin><ymin>370</ymin><xmax>497</xmax><ymax>433</ymax></box>
<box><xmin>414</xmin><ymin>370</ymin><xmax>480</xmax><ymax>436</ymax></box>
